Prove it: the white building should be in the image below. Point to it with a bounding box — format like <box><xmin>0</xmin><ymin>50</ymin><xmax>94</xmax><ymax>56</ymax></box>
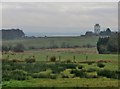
<box><xmin>94</xmin><ymin>24</ymin><xmax>100</xmax><ymax>34</ymax></box>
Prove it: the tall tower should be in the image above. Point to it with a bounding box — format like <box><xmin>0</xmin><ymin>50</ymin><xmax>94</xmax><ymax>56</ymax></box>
<box><xmin>94</xmin><ymin>24</ymin><xmax>100</xmax><ymax>34</ymax></box>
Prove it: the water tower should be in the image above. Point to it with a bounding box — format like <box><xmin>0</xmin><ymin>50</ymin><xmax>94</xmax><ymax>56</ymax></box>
<box><xmin>94</xmin><ymin>24</ymin><xmax>100</xmax><ymax>34</ymax></box>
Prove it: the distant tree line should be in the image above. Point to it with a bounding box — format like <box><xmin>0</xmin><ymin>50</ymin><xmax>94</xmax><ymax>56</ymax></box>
<box><xmin>97</xmin><ymin>32</ymin><xmax>120</xmax><ymax>54</ymax></box>
<box><xmin>1</xmin><ymin>29</ymin><xmax>25</xmax><ymax>39</ymax></box>
<box><xmin>2</xmin><ymin>43</ymin><xmax>25</xmax><ymax>52</ymax></box>
<box><xmin>99</xmin><ymin>28</ymin><xmax>112</xmax><ymax>36</ymax></box>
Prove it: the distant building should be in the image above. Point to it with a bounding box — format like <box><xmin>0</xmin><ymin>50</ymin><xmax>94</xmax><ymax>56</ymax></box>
<box><xmin>94</xmin><ymin>24</ymin><xmax>100</xmax><ymax>34</ymax></box>
<box><xmin>82</xmin><ymin>24</ymin><xmax>116</xmax><ymax>38</ymax></box>
<box><xmin>85</xmin><ymin>31</ymin><xmax>94</xmax><ymax>36</ymax></box>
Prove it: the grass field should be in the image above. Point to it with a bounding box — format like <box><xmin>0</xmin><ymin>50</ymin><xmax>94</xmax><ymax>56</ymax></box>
<box><xmin>2</xmin><ymin>36</ymin><xmax>99</xmax><ymax>49</ymax></box>
<box><xmin>2</xmin><ymin>48</ymin><xmax>118</xmax><ymax>71</ymax></box>
<box><xmin>3</xmin><ymin>78</ymin><xmax>118</xmax><ymax>87</ymax></box>
<box><xmin>1</xmin><ymin>36</ymin><xmax>119</xmax><ymax>88</ymax></box>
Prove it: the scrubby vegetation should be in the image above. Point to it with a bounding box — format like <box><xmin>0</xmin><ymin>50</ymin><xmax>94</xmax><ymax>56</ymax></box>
<box><xmin>2</xmin><ymin>58</ymin><xmax>119</xmax><ymax>83</ymax></box>
<box><xmin>1</xmin><ymin>35</ymin><xmax>119</xmax><ymax>88</ymax></box>
<box><xmin>50</xmin><ymin>56</ymin><xmax>56</xmax><ymax>62</ymax></box>
<box><xmin>97</xmin><ymin>69</ymin><xmax>119</xmax><ymax>79</ymax></box>
<box><xmin>13</xmin><ymin>43</ymin><xmax>25</xmax><ymax>52</ymax></box>
<box><xmin>25</xmin><ymin>56</ymin><xmax>36</xmax><ymax>63</ymax></box>
<box><xmin>97</xmin><ymin>32</ymin><xmax>119</xmax><ymax>54</ymax></box>
<box><xmin>97</xmin><ymin>63</ymin><xmax>105</xmax><ymax>68</ymax></box>
<box><xmin>2</xmin><ymin>43</ymin><xmax>25</xmax><ymax>53</ymax></box>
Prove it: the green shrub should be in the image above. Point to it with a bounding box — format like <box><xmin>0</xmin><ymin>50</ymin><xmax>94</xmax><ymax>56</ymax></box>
<box><xmin>13</xmin><ymin>43</ymin><xmax>25</xmax><ymax>52</ymax></box>
<box><xmin>97</xmin><ymin>63</ymin><xmax>105</xmax><ymax>68</ymax></box>
<box><xmin>65</xmin><ymin>63</ymin><xmax>77</xmax><ymax>69</ymax></box>
<box><xmin>66</xmin><ymin>59</ymin><xmax>72</xmax><ymax>63</ymax></box>
<box><xmin>38</xmin><ymin>72</ymin><xmax>51</xmax><ymax>78</ymax></box>
<box><xmin>32</xmin><ymin>70</ymin><xmax>52</xmax><ymax>78</ymax></box>
<box><xmin>32</xmin><ymin>73</ymin><xmax>39</xmax><ymax>78</ymax></box>
<box><xmin>11</xmin><ymin>69</ymin><xmax>28</xmax><ymax>80</ymax></box>
<box><xmin>2</xmin><ymin>58</ymin><xmax>9</xmax><ymax>62</ymax></box>
<box><xmin>25</xmin><ymin>58</ymin><xmax>35</xmax><ymax>63</ymax></box>
<box><xmin>51</xmin><ymin>66</ymin><xmax>65</xmax><ymax>74</ymax></box>
<box><xmin>2</xmin><ymin>70</ymin><xmax>11</xmax><ymax>81</ymax></box>
<box><xmin>50</xmin><ymin>56</ymin><xmax>56</xmax><ymax>62</ymax></box>
<box><xmin>50</xmin><ymin>74</ymin><xmax>57</xmax><ymax>79</ymax></box>
<box><xmin>71</xmin><ymin>69</ymin><xmax>87</xmax><ymax>78</ymax></box>
<box><xmin>2</xmin><ymin>45</ymin><xmax>9</xmax><ymax>52</ymax></box>
<box><xmin>12</xmin><ymin>59</ymin><xmax>18</xmax><ymax>62</ymax></box>
<box><xmin>88</xmin><ymin>62</ymin><xmax>93</xmax><ymax>65</ymax></box>
<box><xmin>3</xmin><ymin>65</ymin><xmax>11</xmax><ymax>70</ymax></box>
<box><xmin>65</xmin><ymin>74</ymin><xmax>75</xmax><ymax>78</ymax></box>
<box><xmin>78</xmin><ymin>65</ymin><xmax>83</xmax><ymax>69</ymax></box>
<box><xmin>97</xmin><ymin>69</ymin><xmax>117</xmax><ymax>79</ymax></box>
<box><xmin>115</xmin><ymin>70</ymin><xmax>120</xmax><ymax>79</ymax></box>
<box><xmin>61</xmin><ymin>75</ymin><xmax>69</xmax><ymax>78</ymax></box>
<box><xmin>61</xmin><ymin>73</ymin><xmax>69</xmax><ymax>78</ymax></box>
<box><xmin>87</xmin><ymin>68</ymin><xmax>96</xmax><ymax>72</ymax></box>
<box><xmin>86</xmin><ymin>74</ymin><xmax>98</xmax><ymax>78</ymax></box>
<box><xmin>12</xmin><ymin>59</ymin><xmax>22</xmax><ymax>63</ymax></box>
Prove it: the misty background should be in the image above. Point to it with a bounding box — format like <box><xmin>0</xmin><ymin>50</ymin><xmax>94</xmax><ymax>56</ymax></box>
<box><xmin>1</xmin><ymin>2</ymin><xmax>118</xmax><ymax>36</ymax></box>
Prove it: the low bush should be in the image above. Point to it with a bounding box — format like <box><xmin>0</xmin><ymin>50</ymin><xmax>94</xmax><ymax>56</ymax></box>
<box><xmin>2</xmin><ymin>45</ymin><xmax>9</xmax><ymax>52</ymax></box>
<box><xmin>88</xmin><ymin>62</ymin><xmax>93</xmax><ymax>65</ymax></box>
<box><xmin>11</xmin><ymin>69</ymin><xmax>28</xmax><ymax>80</ymax></box>
<box><xmin>3</xmin><ymin>65</ymin><xmax>12</xmax><ymax>70</ymax></box>
<box><xmin>115</xmin><ymin>70</ymin><xmax>120</xmax><ymax>79</ymax></box>
<box><xmin>78</xmin><ymin>65</ymin><xmax>83</xmax><ymax>69</ymax></box>
<box><xmin>71</xmin><ymin>69</ymin><xmax>87</xmax><ymax>78</ymax></box>
<box><xmin>2</xmin><ymin>70</ymin><xmax>11</xmax><ymax>81</ymax></box>
<box><xmin>37</xmin><ymin>72</ymin><xmax>49</xmax><ymax>78</ymax></box>
<box><xmin>97</xmin><ymin>69</ymin><xmax>118</xmax><ymax>79</ymax></box>
<box><xmin>97</xmin><ymin>63</ymin><xmax>105</xmax><ymax>68</ymax></box>
<box><xmin>12</xmin><ymin>59</ymin><xmax>18</xmax><ymax>62</ymax></box>
<box><xmin>86</xmin><ymin>74</ymin><xmax>98</xmax><ymax>78</ymax></box>
<box><xmin>52</xmin><ymin>66</ymin><xmax>65</xmax><ymax>74</ymax></box>
<box><xmin>50</xmin><ymin>56</ymin><xmax>56</xmax><ymax>62</ymax></box>
<box><xmin>50</xmin><ymin>74</ymin><xmax>57</xmax><ymax>79</ymax></box>
<box><xmin>12</xmin><ymin>59</ymin><xmax>22</xmax><ymax>63</ymax></box>
<box><xmin>25</xmin><ymin>58</ymin><xmax>36</xmax><ymax>63</ymax></box>
<box><xmin>13</xmin><ymin>43</ymin><xmax>25</xmax><ymax>52</ymax></box>
<box><xmin>65</xmin><ymin>63</ymin><xmax>77</xmax><ymax>69</ymax></box>
<box><xmin>2</xmin><ymin>58</ymin><xmax>10</xmax><ymax>63</ymax></box>
<box><xmin>65</xmin><ymin>59</ymin><xmax>72</xmax><ymax>63</ymax></box>
<box><xmin>39</xmin><ymin>70</ymin><xmax>52</xmax><ymax>78</ymax></box>
<box><xmin>61</xmin><ymin>74</ymin><xmax>69</xmax><ymax>78</ymax></box>
<box><xmin>87</xmin><ymin>68</ymin><xmax>96</xmax><ymax>72</ymax></box>
<box><xmin>32</xmin><ymin>70</ymin><xmax>52</xmax><ymax>78</ymax></box>
<box><xmin>32</xmin><ymin>73</ymin><xmax>39</xmax><ymax>78</ymax></box>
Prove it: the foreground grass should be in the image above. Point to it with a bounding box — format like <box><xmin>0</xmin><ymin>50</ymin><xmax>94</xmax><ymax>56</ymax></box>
<box><xmin>2</xmin><ymin>78</ymin><xmax>119</xmax><ymax>87</ymax></box>
<box><xmin>2</xmin><ymin>47</ymin><xmax>119</xmax><ymax>88</ymax></box>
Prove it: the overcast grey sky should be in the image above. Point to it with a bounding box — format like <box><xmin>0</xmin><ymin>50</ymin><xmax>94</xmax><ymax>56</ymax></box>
<box><xmin>1</xmin><ymin>2</ymin><xmax>118</xmax><ymax>36</ymax></box>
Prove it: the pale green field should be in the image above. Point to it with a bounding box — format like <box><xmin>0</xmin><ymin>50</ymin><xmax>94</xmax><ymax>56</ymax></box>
<box><xmin>3</xmin><ymin>78</ymin><xmax>119</xmax><ymax>87</ymax></box>
<box><xmin>2</xmin><ymin>36</ymin><xmax>99</xmax><ymax>49</ymax></box>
